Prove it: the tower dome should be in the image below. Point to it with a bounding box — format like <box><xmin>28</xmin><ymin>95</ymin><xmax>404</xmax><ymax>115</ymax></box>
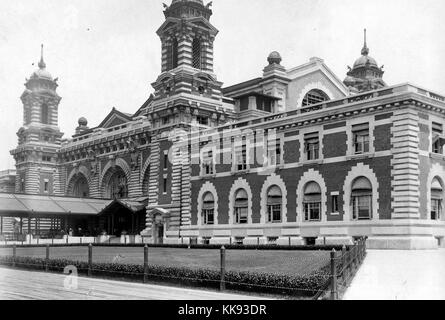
<box><xmin>267</xmin><ymin>51</ymin><xmax>282</xmax><ymax>65</ymax></box>
<box><xmin>78</xmin><ymin>117</ymin><xmax>88</xmax><ymax>127</ymax></box>
<box><xmin>30</xmin><ymin>44</ymin><xmax>53</xmax><ymax>81</ymax></box>
<box><xmin>343</xmin><ymin>29</ymin><xmax>386</xmax><ymax>93</ymax></box>
<box><xmin>171</xmin><ymin>0</ymin><xmax>203</xmax><ymax>4</ymax></box>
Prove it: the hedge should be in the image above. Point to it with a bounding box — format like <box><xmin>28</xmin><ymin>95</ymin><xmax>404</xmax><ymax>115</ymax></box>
<box><xmin>0</xmin><ymin>255</ymin><xmax>330</xmax><ymax>297</ymax></box>
<box><xmin>0</xmin><ymin>243</ymin><xmax>348</xmax><ymax>251</ymax></box>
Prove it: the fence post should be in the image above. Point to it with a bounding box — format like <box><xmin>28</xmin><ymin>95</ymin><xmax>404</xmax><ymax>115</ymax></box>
<box><xmin>354</xmin><ymin>241</ymin><xmax>358</xmax><ymax>269</ymax></box>
<box><xmin>12</xmin><ymin>244</ymin><xmax>16</xmax><ymax>268</ymax></box>
<box><xmin>45</xmin><ymin>244</ymin><xmax>50</xmax><ymax>272</ymax></box>
<box><xmin>330</xmin><ymin>249</ymin><xmax>338</xmax><ymax>300</ymax></box>
<box><xmin>220</xmin><ymin>246</ymin><xmax>226</xmax><ymax>291</ymax></box>
<box><xmin>341</xmin><ymin>245</ymin><xmax>346</xmax><ymax>283</ymax></box>
<box><xmin>88</xmin><ymin>243</ymin><xmax>93</xmax><ymax>277</ymax></box>
<box><xmin>143</xmin><ymin>245</ymin><xmax>148</xmax><ymax>283</ymax></box>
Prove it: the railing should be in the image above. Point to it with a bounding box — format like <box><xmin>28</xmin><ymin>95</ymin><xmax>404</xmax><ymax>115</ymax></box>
<box><xmin>0</xmin><ymin>243</ymin><xmax>338</xmax><ymax>298</ymax></box>
<box><xmin>313</xmin><ymin>237</ymin><xmax>367</xmax><ymax>300</ymax></box>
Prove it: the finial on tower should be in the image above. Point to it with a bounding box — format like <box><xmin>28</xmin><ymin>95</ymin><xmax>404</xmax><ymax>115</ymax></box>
<box><xmin>38</xmin><ymin>44</ymin><xmax>46</xmax><ymax>69</ymax></box>
<box><xmin>361</xmin><ymin>29</ymin><xmax>369</xmax><ymax>56</ymax></box>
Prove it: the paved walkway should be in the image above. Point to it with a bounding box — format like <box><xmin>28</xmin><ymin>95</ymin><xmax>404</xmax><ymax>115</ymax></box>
<box><xmin>0</xmin><ymin>267</ymin><xmax>267</xmax><ymax>300</ymax></box>
<box><xmin>343</xmin><ymin>249</ymin><xmax>445</xmax><ymax>300</ymax></box>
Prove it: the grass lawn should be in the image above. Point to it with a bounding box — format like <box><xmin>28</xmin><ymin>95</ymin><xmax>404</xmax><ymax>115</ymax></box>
<box><xmin>0</xmin><ymin>246</ymin><xmax>330</xmax><ymax>277</ymax></box>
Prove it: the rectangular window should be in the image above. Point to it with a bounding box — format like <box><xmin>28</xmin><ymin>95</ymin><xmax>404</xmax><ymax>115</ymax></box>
<box><xmin>267</xmin><ymin>138</ymin><xmax>282</xmax><ymax>166</ymax></box>
<box><xmin>203</xmin><ymin>150</ymin><xmax>214</xmax><ymax>175</ymax></box>
<box><xmin>164</xmin><ymin>153</ymin><xmax>169</xmax><ymax>170</ymax></box>
<box><xmin>431</xmin><ymin>199</ymin><xmax>442</xmax><ymax>220</ymax></box>
<box><xmin>21</xmin><ymin>179</ymin><xmax>25</xmax><ymax>193</ymax></box>
<box><xmin>353</xmin><ymin>123</ymin><xmax>370</xmax><ymax>154</ymax></box>
<box><xmin>44</xmin><ymin>180</ymin><xmax>49</xmax><ymax>193</ymax></box>
<box><xmin>203</xmin><ymin>209</ymin><xmax>214</xmax><ymax>225</ymax></box>
<box><xmin>162</xmin><ymin>117</ymin><xmax>170</xmax><ymax>125</ymax></box>
<box><xmin>234</xmin><ymin>137</ymin><xmax>247</xmax><ymax>171</ymax></box>
<box><xmin>432</xmin><ymin>122</ymin><xmax>443</xmax><ymax>154</ymax></box>
<box><xmin>235</xmin><ymin>207</ymin><xmax>248</xmax><ymax>224</ymax></box>
<box><xmin>304</xmin><ymin>202</ymin><xmax>321</xmax><ymax>221</ymax></box>
<box><xmin>163</xmin><ymin>177</ymin><xmax>168</xmax><ymax>194</ymax></box>
<box><xmin>267</xmin><ymin>204</ymin><xmax>282</xmax><ymax>223</ymax></box>
<box><xmin>305</xmin><ymin>133</ymin><xmax>319</xmax><ymax>161</ymax></box>
<box><xmin>332</xmin><ymin>195</ymin><xmax>339</xmax><ymax>213</ymax></box>
<box><xmin>197</xmin><ymin>116</ymin><xmax>209</xmax><ymax>126</ymax></box>
<box><xmin>352</xmin><ymin>195</ymin><xmax>372</xmax><ymax>220</ymax></box>
<box><xmin>42</xmin><ymin>155</ymin><xmax>52</xmax><ymax>162</ymax></box>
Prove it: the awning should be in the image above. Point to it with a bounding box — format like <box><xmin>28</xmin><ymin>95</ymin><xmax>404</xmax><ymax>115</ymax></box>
<box><xmin>98</xmin><ymin>197</ymin><xmax>148</xmax><ymax>216</ymax></box>
<box><xmin>0</xmin><ymin>193</ymin><xmax>111</xmax><ymax>217</ymax></box>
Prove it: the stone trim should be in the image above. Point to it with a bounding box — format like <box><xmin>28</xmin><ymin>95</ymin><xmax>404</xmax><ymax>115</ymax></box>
<box><xmin>342</xmin><ymin>163</ymin><xmax>380</xmax><ymax>221</ymax></box>
<box><xmin>260</xmin><ymin>173</ymin><xmax>288</xmax><ymax>224</ymax></box>
<box><xmin>228</xmin><ymin>177</ymin><xmax>253</xmax><ymax>226</ymax></box>
<box><xmin>197</xmin><ymin>181</ymin><xmax>219</xmax><ymax>226</ymax></box>
<box><xmin>426</xmin><ymin>163</ymin><xmax>445</xmax><ymax>221</ymax></box>
<box><xmin>296</xmin><ymin>169</ymin><xmax>328</xmax><ymax>223</ymax></box>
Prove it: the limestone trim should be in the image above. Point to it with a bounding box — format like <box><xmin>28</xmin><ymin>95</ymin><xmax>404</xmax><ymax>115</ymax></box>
<box><xmin>296</xmin><ymin>169</ymin><xmax>328</xmax><ymax>223</ymax></box>
<box><xmin>342</xmin><ymin>163</ymin><xmax>380</xmax><ymax>221</ymax></box>
<box><xmin>197</xmin><ymin>181</ymin><xmax>219</xmax><ymax>226</ymax></box>
<box><xmin>426</xmin><ymin>163</ymin><xmax>445</xmax><ymax>221</ymax></box>
<box><xmin>346</xmin><ymin>115</ymin><xmax>376</xmax><ymax>156</ymax></box>
<box><xmin>99</xmin><ymin>158</ymin><xmax>132</xmax><ymax>197</ymax></box>
<box><xmin>260</xmin><ymin>173</ymin><xmax>288</xmax><ymax>224</ymax></box>
<box><xmin>228</xmin><ymin>177</ymin><xmax>253</xmax><ymax>226</ymax></box>
<box><xmin>296</xmin><ymin>81</ymin><xmax>335</xmax><ymax>110</ymax></box>
<box><xmin>66</xmin><ymin>165</ymin><xmax>92</xmax><ymax>195</ymax></box>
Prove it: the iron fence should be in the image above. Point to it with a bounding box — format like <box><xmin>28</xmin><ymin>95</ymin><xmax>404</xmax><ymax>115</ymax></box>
<box><xmin>0</xmin><ymin>241</ymin><xmax>366</xmax><ymax>299</ymax></box>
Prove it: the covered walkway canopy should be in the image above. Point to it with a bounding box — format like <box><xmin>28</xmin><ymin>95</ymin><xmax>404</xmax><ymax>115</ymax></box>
<box><xmin>0</xmin><ymin>193</ymin><xmax>111</xmax><ymax>217</ymax></box>
<box><xmin>0</xmin><ymin>193</ymin><xmax>148</xmax><ymax>237</ymax></box>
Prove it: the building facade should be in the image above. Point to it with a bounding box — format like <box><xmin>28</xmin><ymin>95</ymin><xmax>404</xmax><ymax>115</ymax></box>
<box><xmin>5</xmin><ymin>0</ymin><xmax>445</xmax><ymax>249</ymax></box>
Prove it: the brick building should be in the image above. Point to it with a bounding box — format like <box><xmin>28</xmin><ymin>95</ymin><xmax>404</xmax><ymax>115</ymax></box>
<box><xmin>3</xmin><ymin>0</ymin><xmax>445</xmax><ymax>248</ymax></box>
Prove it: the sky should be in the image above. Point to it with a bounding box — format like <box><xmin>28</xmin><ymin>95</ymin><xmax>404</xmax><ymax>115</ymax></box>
<box><xmin>1</xmin><ymin>0</ymin><xmax>445</xmax><ymax>169</ymax></box>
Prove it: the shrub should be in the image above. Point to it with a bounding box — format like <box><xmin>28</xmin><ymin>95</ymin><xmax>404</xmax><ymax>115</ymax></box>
<box><xmin>0</xmin><ymin>255</ymin><xmax>330</xmax><ymax>297</ymax></box>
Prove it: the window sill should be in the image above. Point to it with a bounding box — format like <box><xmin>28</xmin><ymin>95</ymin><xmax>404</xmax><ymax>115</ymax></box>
<box><xmin>263</xmin><ymin>164</ymin><xmax>284</xmax><ymax>171</ymax></box>
<box><xmin>346</xmin><ymin>153</ymin><xmax>374</xmax><ymax>161</ymax></box>
<box><xmin>231</xmin><ymin>169</ymin><xmax>250</xmax><ymax>176</ymax></box>
<box><xmin>430</xmin><ymin>153</ymin><xmax>445</xmax><ymax>161</ymax></box>
<box><xmin>302</xmin><ymin>159</ymin><xmax>323</xmax><ymax>165</ymax></box>
<box><xmin>200</xmin><ymin>174</ymin><xmax>216</xmax><ymax>179</ymax></box>
<box><xmin>330</xmin><ymin>212</ymin><xmax>340</xmax><ymax>216</ymax></box>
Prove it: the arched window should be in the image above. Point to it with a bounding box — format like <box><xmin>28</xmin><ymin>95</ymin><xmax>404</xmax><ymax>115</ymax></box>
<box><xmin>142</xmin><ymin>168</ymin><xmax>150</xmax><ymax>196</ymax></box>
<box><xmin>302</xmin><ymin>89</ymin><xmax>329</xmax><ymax>107</ymax></box>
<box><xmin>41</xmin><ymin>104</ymin><xmax>49</xmax><ymax>125</ymax></box>
<box><xmin>72</xmin><ymin>175</ymin><xmax>89</xmax><ymax>198</ymax></box>
<box><xmin>171</xmin><ymin>37</ymin><xmax>178</xmax><ymax>69</ymax></box>
<box><xmin>267</xmin><ymin>185</ymin><xmax>282</xmax><ymax>223</ymax></box>
<box><xmin>192</xmin><ymin>38</ymin><xmax>202</xmax><ymax>69</ymax></box>
<box><xmin>107</xmin><ymin>169</ymin><xmax>128</xmax><ymax>199</ymax></box>
<box><xmin>25</xmin><ymin>107</ymin><xmax>31</xmax><ymax>125</ymax></box>
<box><xmin>431</xmin><ymin>177</ymin><xmax>443</xmax><ymax>220</ymax></box>
<box><xmin>234</xmin><ymin>189</ymin><xmax>248</xmax><ymax>224</ymax></box>
<box><xmin>202</xmin><ymin>192</ymin><xmax>215</xmax><ymax>225</ymax></box>
<box><xmin>303</xmin><ymin>182</ymin><xmax>322</xmax><ymax>221</ymax></box>
<box><xmin>166</xmin><ymin>38</ymin><xmax>179</xmax><ymax>71</ymax></box>
<box><xmin>351</xmin><ymin>177</ymin><xmax>372</xmax><ymax>220</ymax></box>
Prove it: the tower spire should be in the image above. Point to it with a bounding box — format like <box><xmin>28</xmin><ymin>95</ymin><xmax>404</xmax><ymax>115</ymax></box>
<box><xmin>361</xmin><ymin>29</ymin><xmax>369</xmax><ymax>56</ymax></box>
<box><xmin>38</xmin><ymin>44</ymin><xmax>46</xmax><ymax>69</ymax></box>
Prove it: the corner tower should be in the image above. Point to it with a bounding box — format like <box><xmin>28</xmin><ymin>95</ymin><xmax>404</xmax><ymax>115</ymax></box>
<box><xmin>152</xmin><ymin>0</ymin><xmax>227</xmax><ymax>103</ymax></box>
<box><xmin>344</xmin><ymin>29</ymin><xmax>387</xmax><ymax>93</ymax></box>
<box><xmin>10</xmin><ymin>45</ymin><xmax>63</xmax><ymax>195</ymax></box>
